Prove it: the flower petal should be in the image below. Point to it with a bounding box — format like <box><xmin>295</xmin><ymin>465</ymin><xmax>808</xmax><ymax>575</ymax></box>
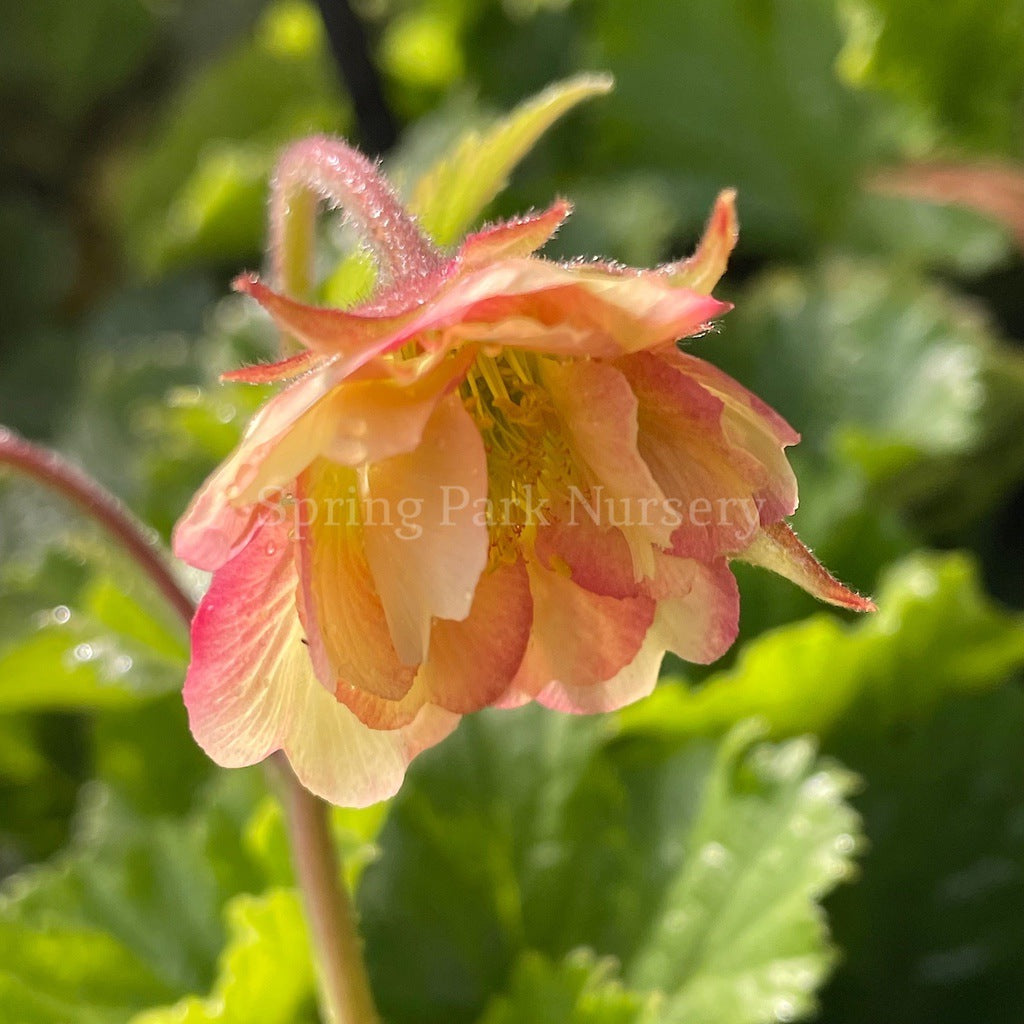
<box><xmin>458</xmin><ymin>200</ymin><xmax>572</xmax><ymax>268</ymax></box>
<box><xmin>362</xmin><ymin>392</ymin><xmax>489</xmax><ymax>664</ymax></box>
<box><xmin>619</xmin><ymin>351</ymin><xmax>789</xmax><ymax>561</ymax></box>
<box><xmin>647</xmin><ymin>552</ymin><xmax>740</xmax><ymax>664</ymax></box>
<box><xmin>318</xmin><ymin>347</ymin><xmax>476</xmax><ymax>469</ymax></box>
<box><xmin>535</xmin><ymin>553</ymin><xmax>740</xmax><ymax>713</ymax></box>
<box><xmin>533</xmin><ymin>514</ymin><xmax>639</xmax><ymax>599</ymax></box>
<box><xmin>512</xmin><ymin>559</ymin><xmax>656</xmax><ymax>700</ymax></box>
<box><xmin>295</xmin><ymin>460</ymin><xmax>416</xmax><ymax>700</ymax></box>
<box><xmin>661</xmin><ymin>346</ymin><xmax>800</xmax><ymax>448</ymax></box>
<box><xmin>739</xmin><ymin>521</ymin><xmax>877</xmax><ymax>611</ymax></box>
<box><xmin>403</xmin><ymin>259</ymin><xmax>732</xmax><ymax>357</ymax></box>
<box><xmin>534</xmin><ymin>627</ymin><xmax>665</xmax><ymax>713</ymax></box>
<box><xmin>339</xmin><ymin>559</ymin><xmax>533</xmax><ymax>728</ymax></box>
<box><xmin>540</xmin><ymin>357</ymin><xmax>671</xmax><ymax>573</ymax></box>
<box><xmin>662</xmin><ymin>189</ymin><xmax>738</xmax><ymax>294</ymax></box>
<box><xmin>183</xmin><ymin>521</ymin><xmax>458</xmax><ymax>807</ymax></box>
<box><xmin>173</xmin><ymin>364</ymin><xmax>347</xmax><ymax>571</ymax></box>
<box><xmin>419</xmin><ymin>557</ymin><xmax>532</xmax><ymax>711</ymax></box>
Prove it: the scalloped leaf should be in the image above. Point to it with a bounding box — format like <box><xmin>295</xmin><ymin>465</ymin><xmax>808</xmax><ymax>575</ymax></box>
<box><xmin>359</xmin><ymin>713</ymin><xmax>860</xmax><ymax>1024</ymax></box>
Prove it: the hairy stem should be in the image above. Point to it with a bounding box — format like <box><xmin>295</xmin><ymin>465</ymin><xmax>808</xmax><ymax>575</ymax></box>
<box><xmin>272</xmin><ymin>757</ymin><xmax>382</xmax><ymax>1024</ymax></box>
<box><xmin>0</xmin><ymin>427</ymin><xmax>195</xmax><ymax>626</ymax></box>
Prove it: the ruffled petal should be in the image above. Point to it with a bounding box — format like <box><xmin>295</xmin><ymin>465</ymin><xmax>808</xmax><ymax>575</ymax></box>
<box><xmin>739</xmin><ymin>521</ymin><xmax>877</xmax><ymax>612</ymax></box>
<box><xmin>534</xmin><ymin>628</ymin><xmax>665</xmax><ymax>713</ymax></box>
<box><xmin>458</xmin><ymin>200</ymin><xmax>572</xmax><ymax>268</ymax></box>
<box><xmin>378</xmin><ymin>258</ymin><xmax>731</xmax><ymax>358</ymax></box>
<box><xmin>175</xmin><ymin>351</ymin><xmax>474</xmax><ymax>574</ymax></box>
<box><xmin>535</xmin><ymin>552</ymin><xmax>741</xmax><ymax>714</ymax></box>
<box><xmin>295</xmin><ymin>461</ymin><xmax>416</xmax><ymax>700</ymax></box>
<box><xmin>420</xmin><ymin>557</ymin><xmax>532</xmax><ymax>711</ymax></box>
<box><xmin>646</xmin><ymin>552</ymin><xmax>740</xmax><ymax>664</ymax></box>
<box><xmin>662</xmin><ymin>189</ymin><xmax>738</xmax><ymax>295</ymax></box>
<box><xmin>618</xmin><ymin>352</ymin><xmax>757</xmax><ymax>560</ymax></box>
<box><xmin>173</xmin><ymin>364</ymin><xmax>347</xmax><ymax>571</ymax></box>
<box><xmin>660</xmin><ymin>347</ymin><xmax>800</xmax><ymax>448</ymax></box>
<box><xmin>361</xmin><ymin>393</ymin><xmax>489</xmax><ymax>665</ymax></box>
<box><xmin>619</xmin><ymin>351</ymin><xmax>789</xmax><ymax>561</ymax></box>
<box><xmin>533</xmin><ymin>514</ymin><xmax>639</xmax><ymax>600</ymax></box>
<box><xmin>512</xmin><ymin>559</ymin><xmax>656</xmax><ymax>700</ymax></box>
<box><xmin>339</xmin><ymin>559</ymin><xmax>532</xmax><ymax>728</ymax></box>
<box><xmin>183</xmin><ymin>521</ymin><xmax>459</xmax><ymax>807</ymax></box>
<box><xmin>320</xmin><ymin>347</ymin><xmax>475</xmax><ymax>467</ymax></box>
<box><xmin>540</xmin><ymin>357</ymin><xmax>671</xmax><ymax>574</ymax></box>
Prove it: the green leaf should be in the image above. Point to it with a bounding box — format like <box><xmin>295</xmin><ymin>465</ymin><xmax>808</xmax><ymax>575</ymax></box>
<box><xmin>715</xmin><ymin>259</ymin><xmax>1024</xmax><ymax>534</ymax></box>
<box><xmin>129</xmin><ymin>889</ymin><xmax>317</xmax><ymax>1024</ymax></box>
<box><xmin>843</xmin><ymin>190</ymin><xmax>1014</xmax><ymax>276</ymax></box>
<box><xmin>839</xmin><ymin>0</ymin><xmax>1024</xmax><ymax>151</ymax></box>
<box><xmin>360</xmin><ymin>712</ymin><xmax>860</xmax><ymax>1024</ymax></box>
<box><xmin>478</xmin><ymin>950</ymin><xmax>656</xmax><ymax>1024</ymax></box>
<box><xmin>625</xmin><ymin>551</ymin><xmax>1024</xmax><ymax>741</ymax></box>
<box><xmin>113</xmin><ymin>0</ymin><xmax>349</xmax><ymax>272</ymax></box>
<box><xmin>0</xmin><ymin>920</ymin><xmax>173</xmax><ymax>1024</ymax></box>
<box><xmin>409</xmin><ymin>73</ymin><xmax>613</xmax><ymax>246</ymax></box>
<box><xmin>588</xmin><ymin>0</ymin><xmax>869</xmax><ymax>252</ymax></box>
<box><xmin>0</xmin><ymin>492</ymin><xmax>188</xmax><ymax>713</ymax></box>
<box><xmin>822</xmin><ymin>684</ymin><xmax>1024</xmax><ymax>1024</ymax></box>
<box><xmin>620</xmin><ymin>549</ymin><xmax>1024</xmax><ymax>1024</ymax></box>
<box><xmin>0</xmin><ymin>775</ymin><xmax>269</xmax><ymax>1024</ymax></box>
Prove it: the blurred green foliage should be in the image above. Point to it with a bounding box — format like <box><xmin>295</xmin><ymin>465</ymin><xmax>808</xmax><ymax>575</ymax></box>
<box><xmin>1</xmin><ymin>0</ymin><xmax>1023</xmax><ymax>1022</ymax></box>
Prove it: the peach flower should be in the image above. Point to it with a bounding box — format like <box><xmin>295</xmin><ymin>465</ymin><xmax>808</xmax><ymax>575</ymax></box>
<box><xmin>174</xmin><ymin>137</ymin><xmax>872</xmax><ymax>806</ymax></box>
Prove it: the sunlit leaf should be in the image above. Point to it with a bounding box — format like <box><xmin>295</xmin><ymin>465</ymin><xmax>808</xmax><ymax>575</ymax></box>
<box><xmin>113</xmin><ymin>0</ymin><xmax>348</xmax><ymax>272</ymax></box>
<box><xmin>0</xmin><ymin>776</ymin><xmax>268</xmax><ymax>1024</ymax></box>
<box><xmin>409</xmin><ymin>73</ymin><xmax>613</xmax><ymax>246</ymax></box>
<box><xmin>627</xmin><ymin>552</ymin><xmax>1024</xmax><ymax>740</ymax></box>
<box><xmin>129</xmin><ymin>889</ymin><xmax>317</xmax><ymax>1024</ymax></box>
<box><xmin>360</xmin><ymin>713</ymin><xmax>860</xmax><ymax>1024</ymax></box>
<box><xmin>478</xmin><ymin>950</ymin><xmax>655</xmax><ymax>1024</ymax></box>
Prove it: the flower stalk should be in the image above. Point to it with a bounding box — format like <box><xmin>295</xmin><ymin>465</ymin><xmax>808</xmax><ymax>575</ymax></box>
<box><xmin>272</xmin><ymin>756</ymin><xmax>382</xmax><ymax>1024</ymax></box>
<box><xmin>0</xmin><ymin>425</ymin><xmax>380</xmax><ymax>1024</ymax></box>
<box><xmin>0</xmin><ymin>428</ymin><xmax>196</xmax><ymax>625</ymax></box>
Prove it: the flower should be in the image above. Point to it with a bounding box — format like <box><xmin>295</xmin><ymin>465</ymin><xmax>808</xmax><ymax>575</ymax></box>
<box><xmin>173</xmin><ymin>135</ymin><xmax>873</xmax><ymax>806</ymax></box>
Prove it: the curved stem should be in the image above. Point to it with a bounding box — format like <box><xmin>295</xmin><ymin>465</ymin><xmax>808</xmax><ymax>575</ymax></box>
<box><xmin>269</xmin><ymin>136</ymin><xmax>442</xmax><ymax>299</ymax></box>
<box><xmin>0</xmin><ymin>427</ymin><xmax>195</xmax><ymax>626</ymax></box>
<box><xmin>272</xmin><ymin>756</ymin><xmax>382</xmax><ymax>1024</ymax></box>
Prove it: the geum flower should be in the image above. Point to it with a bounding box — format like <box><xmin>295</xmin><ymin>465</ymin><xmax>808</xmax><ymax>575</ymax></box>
<box><xmin>174</xmin><ymin>137</ymin><xmax>874</xmax><ymax>806</ymax></box>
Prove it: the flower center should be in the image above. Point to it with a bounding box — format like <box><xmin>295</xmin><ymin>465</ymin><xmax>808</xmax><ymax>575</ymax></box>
<box><xmin>460</xmin><ymin>349</ymin><xmax>582</xmax><ymax>562</ymax></box>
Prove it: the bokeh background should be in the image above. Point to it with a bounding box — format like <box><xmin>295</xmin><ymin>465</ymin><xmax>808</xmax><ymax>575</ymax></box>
<box><xmin>1</xmin><ymin>2</ymin><xmax>1023</xmax><ymax>1023</ymax></box>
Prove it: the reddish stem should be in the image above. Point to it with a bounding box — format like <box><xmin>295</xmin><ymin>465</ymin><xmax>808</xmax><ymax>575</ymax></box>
<box><xmin>0</xmin><ymin>427</ymin><xmax>195</xmax><ymax>626</ymax></box>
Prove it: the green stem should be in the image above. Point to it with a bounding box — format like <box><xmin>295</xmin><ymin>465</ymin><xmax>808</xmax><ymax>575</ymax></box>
<box><xmin>0</xmin><ymin>427</ymin><xmax>196</xmax><ymax>625</ymax></box>
<box><xmin>272</xmin><ymin>756</ymin><xmax>382</xmax><ymax>1024</ymax></box>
